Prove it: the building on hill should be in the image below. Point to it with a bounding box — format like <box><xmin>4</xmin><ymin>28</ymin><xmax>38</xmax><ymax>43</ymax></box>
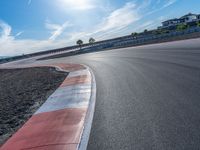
<box><xmin>180</xmin><ymin>13</ymin><xmax>197</xmax><ymax>23</ymax></box>
<box><xmin>158</xmin><ymin>13</ymin><xmax>200</xmax><ymax>30</ymax></box>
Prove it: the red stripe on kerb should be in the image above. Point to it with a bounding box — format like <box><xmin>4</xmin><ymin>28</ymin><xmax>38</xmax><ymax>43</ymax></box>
<box><xmin>60</xmin><ymin>75</ymin><xmax>91</xmax><ymax>87</ymax></box>
<box><xmin>1</xmin><ymin>108</ymin><xmax>87</xmax><ymax>150</ymax></box>
<box><xmin>22</xmin><ymin>144</ymin><xmax>77</xmax><ymax>150</ymax></box>
<box><xmin>22</xmin><ymin>64</ymin><xmax>85</xmax><ymax>72</ymax></box>
<box><xmin>53</xmin><ymin>64</ymin><xmax>85</xmax><ymax>72</ymax></box>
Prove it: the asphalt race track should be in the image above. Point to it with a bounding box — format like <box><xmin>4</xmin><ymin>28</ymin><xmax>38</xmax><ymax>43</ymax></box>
<box><xmin>9</xmin><ymin>39</ymin><xmax>200</xmax><ymax>149</ymax></box>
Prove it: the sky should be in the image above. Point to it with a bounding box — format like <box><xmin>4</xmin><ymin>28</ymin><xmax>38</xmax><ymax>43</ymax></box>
<box><xmin>0</xmin><ymin>0</ymin><xmax>199</xmax><ymax>56</ymax></box>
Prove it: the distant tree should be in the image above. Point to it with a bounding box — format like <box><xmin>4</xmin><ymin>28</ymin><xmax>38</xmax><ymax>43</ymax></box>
<box><xmin>89</xmin><ymin>38</ymin><xmax>95</xmax><ymax>44</ymax></box>
<box><xmin>131</xmin><ymin>32</ymin><xmax>138</xmax><ymax>39</ymax></box>
<box><xmin>197</xmin><ymin>21</ymin><xmax>200</xmax><ymax>27</ymax></box>
<box><xmin>76</xmin><ymin>39</ymin><xmax>83</xmax><ymax>49</ymax></box>
<box><xmin>131</xmin><ymin>32</ymin><xmax>138</xmax><ymax>36</ymax></box>
<box><xmin>176</xmin><ymin>24</ymin><xmax>188</xmax><ymax>31</ymax></box>
<box><xmin>144</xmin><ymin>29</ymin><xmax>148</xmax><ymax>33</ymax></box>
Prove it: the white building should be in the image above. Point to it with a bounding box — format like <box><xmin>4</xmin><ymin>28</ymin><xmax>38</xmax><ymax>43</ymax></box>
<box><xmin>158</xmin><ymin>13</ymin><xmax>200</xmax><ymax>30</ymax></box>
<box><xmin>180</xmin><ymin>13</ymin><xmax>197</xmax><ymax>23</ymax></box>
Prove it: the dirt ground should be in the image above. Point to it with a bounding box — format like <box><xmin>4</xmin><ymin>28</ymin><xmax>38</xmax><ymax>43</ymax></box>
<box><xmin>0</xmin><ymin>67</ymin><xmax>68</xmax><ymax>145</ymax></box>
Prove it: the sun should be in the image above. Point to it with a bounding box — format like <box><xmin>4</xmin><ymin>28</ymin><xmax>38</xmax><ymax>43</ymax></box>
<box><xmin>59</xmin><ymin>0</ymin><xmax>95</xmax><ymax>10</ymax></box>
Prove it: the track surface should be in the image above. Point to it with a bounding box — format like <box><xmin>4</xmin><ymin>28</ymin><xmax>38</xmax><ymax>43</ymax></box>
<box><xmin>5</xmin><ymin>39</ymin><xmax>200</xmax><ymax>149</ymax></box>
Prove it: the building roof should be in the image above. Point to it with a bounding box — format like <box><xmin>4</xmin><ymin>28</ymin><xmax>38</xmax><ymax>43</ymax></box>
<box><xmin>180</xmin><ymin>13</ymin><xmax>197</xmax><ymax>19</ymax></box>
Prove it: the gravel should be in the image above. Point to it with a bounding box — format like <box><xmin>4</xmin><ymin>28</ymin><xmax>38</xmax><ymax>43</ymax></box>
<box><xmin>0</xmin><ymin>67</ymin><xmax>68</xmax><ymax>145</ymax></box>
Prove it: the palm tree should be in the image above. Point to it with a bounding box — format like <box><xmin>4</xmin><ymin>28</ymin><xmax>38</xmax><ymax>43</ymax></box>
<box><xmin>89</xmin><ymin>38</ymin><xmax>95</xmax><ymax>44</ymax></box>
<box><xmin>76</xmin><ymin>39</ymin><xmax>83</xmax><ymax>49</ymax></box>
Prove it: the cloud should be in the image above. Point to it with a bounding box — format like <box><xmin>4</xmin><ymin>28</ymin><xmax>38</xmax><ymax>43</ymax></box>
<box><xmin>58</xmin><ymin>0</ymin><xmax>96</xmax><ymax>11</ymax></box>
<box><xmin>28</xmin><ymin>0</ymin><xmax>32</xmax><ymax>5</ymax></box>
<box><xmin>15</xmin><ymin>31</ymin><xmax>24</xmax><ymax>37</ymax></box>
<box><xmin>0</xmin><ymin>20</ymin><xmax>13</xmax><ymax>41</ymax></box>
<box><xmin>45</xmin><ymin>21</ymin><xmax>72</xmax><ymax>41</ymax></box>
<box><xmin>156</xmin><ymin>0</ymin><xmax>161</xmax><ymax>4</ymax></box>
<box><xmin>61</xmin><ymin>0</ymin><xmax>177</xmax><ymax>42</ymax></box>
<box><xmin>145</xmin><ymin>0</ymin><xmax>178</xmax><ymax>16</ymax></box>
<box><xmin>68</xmin><ymin>2</ymin><xmax>140</xmax><ymax>42</ymax></box>
<box><xmin>0</xmin><ymin>2</ymin><xmax>139</xmax><ymax>56</ymax></box>
<box><xmin>0</xmin><ymin>20</ymin><xmax>69</xmax><ymax>56</ymax></box>
<box><xmin>0</xmin><ymin>1</ymin><xmax>179</xmax><ymax>57</ymax></box>
<box><xmin>163</xmin><ymin>0</ymin><xmax>177</xmax><ymax>8</ymax></box>
<box><xmin>134</xmin><ymin>20</ymin><xmax>160</xmax><ymax>32</ymax></box>
<box><xmin>0</xmin><ymin>38</ymin><xmax>68</xmax><ymax>56</ymax></box>
<box><xmin>95</xmin><ymin>2</ymin><xmax>139</xmax><ymax>33</ymax></box>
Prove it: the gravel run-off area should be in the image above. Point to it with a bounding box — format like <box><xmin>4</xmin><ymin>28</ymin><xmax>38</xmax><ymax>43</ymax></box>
<box><xmin>0</xmin><ymin>67</ymin><xmax>68</xmax><ymax>145</ymax></box>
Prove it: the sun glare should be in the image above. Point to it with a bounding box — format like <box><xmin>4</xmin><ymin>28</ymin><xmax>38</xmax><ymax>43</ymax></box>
<box><xmin>59</xmin><ymin>0</ymin><xmax>95</xmax><ymax>10</ymax></box>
